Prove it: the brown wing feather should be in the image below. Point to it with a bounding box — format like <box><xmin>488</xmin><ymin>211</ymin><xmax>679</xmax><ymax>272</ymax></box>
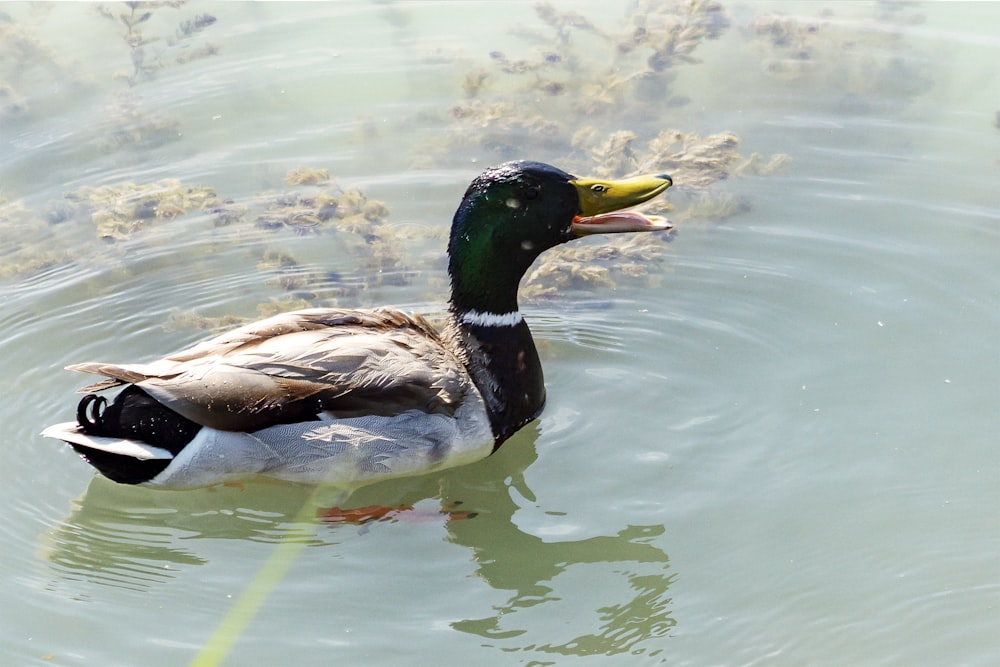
<box><xmin>67</xmin><ymin>308</ymin><xmax>469</xmax><ymax>431</ymax></box>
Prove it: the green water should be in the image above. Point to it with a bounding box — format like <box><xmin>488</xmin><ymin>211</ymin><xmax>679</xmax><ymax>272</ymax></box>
<box><xmin>2</xmin><ymin>2</ymin><xmax>998</xmax><ymax>665</ymax></box>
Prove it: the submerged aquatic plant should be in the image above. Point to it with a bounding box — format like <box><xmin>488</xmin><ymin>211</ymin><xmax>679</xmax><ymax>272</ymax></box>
<box><xmin>101</xmin><ymin>168</ymin><xmax>405</xmax><ymax>329</ymax></box>
<box><xmin>1</xmin><ymin>157</ymin><xmax>418</xmax><ymax>335</ymax></box>
<box><xmin>66</xmin><ymin>179</ymin><xmax>221</xmax><ymax>242</ymax></box>
<box><xmin>100</xmin><ymin>90</ymin><xmax>183</xmax><ymax>152</ymax></box>
<box><xmin>0</xmin><ymin>197</ymin><xmax>76</xmax><ymax>279</ymax></box>
<box><xmin>745</xmin><ymin>4</ymin><xmax>931</xmax><ymax>112</ymax></box>
<box><xmin>95</xmin><ymin>1</ymin><xmax>217</xmax><ymax>87</ymax></box>
<box><xmin>408</xmin><ymin>1</ymin><xmax>788</xmax><ymax>303</ymax></box>
<box><xmin>252</xmin><ymin>171</ymin><xmax>404</xmax><ymax>281</ymax></box>
<box><xmin>93</xmin><ymin>1</ymin><xmax>219</xmax><ymax>152</ymax></box>
<box><xmin>520</xmin><ymin>233</ymin><xmax>671</xmax><ymax>305</ymax></box>
<box><xmin>416</xmin><ymin>1</ymin><xmax>783</xmax><ymax>191</ymax></box>
<box><xmin>419</xmin><ymin>0</ymin><xmax>732</xmax><ymax>166</ymax></box>
<box><xmin>616</xmin><ymin>0</ymin><xmax>730</xmax><ymax>71</ymax></box>
<box><xmin>0</xmin><ymin>6</ymin><xmax>88</xmax><ymax>119</ymax></box>
<box><xmin>2</xmin><ymin>2</ymin><xmax>793</xmax><ymax>317</ymax></box>
<box><xmin>517</xmin><ymin>126</ymin><xmax>786</xmax><ymax>303</ymax></box>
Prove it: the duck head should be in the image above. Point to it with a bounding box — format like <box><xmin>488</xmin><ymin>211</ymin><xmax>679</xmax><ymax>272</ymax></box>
<box><xmin>448</xmin><ymin>160</ymin><xmax>673</xmax><ymax>316</ymax></box>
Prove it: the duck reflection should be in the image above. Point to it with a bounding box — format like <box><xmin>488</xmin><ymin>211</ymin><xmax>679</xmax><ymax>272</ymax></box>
<box><xmin>40</xmin><ymin>478</ymin><xmax>335</xmax><ymax>592</ymax></box>
<box><xmin>42</xmin><ymin>423</ymin><xmax>675</xmax><ymax>659</ymax></box>
<box><xmin>412</xmin><ymin>423</ymin><xmax>677</xmax><ymax>659</ymax></box>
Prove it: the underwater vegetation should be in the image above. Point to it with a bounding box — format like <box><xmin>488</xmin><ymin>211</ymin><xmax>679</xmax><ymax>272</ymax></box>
<box><xmin>94</xmin><ymin>1</ymin><xmax>219</xmax><ymax>152</ymax></box>
<box><xmin>745</xmin><ymin>2</ymin><xmax>931</xmax><ymax>113</ymax></box>
<box><xmin>7</xmin><ymin>167</ymin><xmax>406</xmax><ymax>325</ymax></box>
<box><xmin>67</xmin><ymin>179</ymin><xmax>221</xmax><ymax>242</ymax></box>
<box><xmin>406</xmin><ymin>1</ymin><xmax>787</xmax><ymax>302</ymax></box>
<box><xmin>515</xmin><ymin>126</ymin><xmax>783</xmax><ymax>304</ymax></box>
<box><xmin>419</xmin><ymin>0</ymin><xmax>732</xmax><ymax>165</ymax></box>
<box><xmin>95</xmin><ymin>1</ymin><xmax>217</xmax><ymax>88</ymax></box>
<box><xmin>0</xmin><ymin>5</ymin><xmax>90</xmax><ymax>119</ymax></box>
<box><xmin>1</xmin><ymin>1</ymin><xmax>939</xmax><ymax>328</ymax></box>
<box><xmin>0</xmin><ymin>197</ymin><xmax>76</xmax><ymax>279</ymax></box>
<box><xmin>248</xmin><ymin>174</ymin><xmax>406</xmax><ymax>286</ymax></box>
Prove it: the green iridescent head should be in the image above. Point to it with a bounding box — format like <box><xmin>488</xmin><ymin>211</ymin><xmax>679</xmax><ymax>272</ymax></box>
<box><xmin>447</xmin><ymin>160</ymin><xmax>673</xmax><ymax>316</ymax></box>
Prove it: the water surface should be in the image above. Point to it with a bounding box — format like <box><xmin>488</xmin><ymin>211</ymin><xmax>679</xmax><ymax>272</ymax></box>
<box><xmin>2</xmin><ymin>2</ymin><xmax>998</xmax><ymax>666</ymax></box>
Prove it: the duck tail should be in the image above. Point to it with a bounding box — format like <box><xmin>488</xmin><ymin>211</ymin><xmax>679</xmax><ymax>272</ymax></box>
<box><xmin>43</xmin><ymin>386</ymin><xmax>202</xmax><ymax>485</ymax></box>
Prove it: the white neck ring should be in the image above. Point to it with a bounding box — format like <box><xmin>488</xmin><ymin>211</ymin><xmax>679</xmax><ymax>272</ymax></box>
<box><xmin>459</xmin><ymin>309</ymin><xmax>524</xmax><ymax>328</ymax></box>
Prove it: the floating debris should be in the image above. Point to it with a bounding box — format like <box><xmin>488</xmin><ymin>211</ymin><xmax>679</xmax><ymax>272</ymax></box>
<box><xmin>4</xmin><ymin>165</ymin><xmax>404</xmax><ymax>304</ymax></box>
<box><xmin>147</xmin><ymin>168</ymin><xmax>408</xmax><ymax>330</ymax></box>
<box><xmin>733</xmin><ymin>152</ymin><xmax>792</xmax><ymax>178</ymax></box>
<box><xmin>258</xmin><ymin>249</ymin><xmax>330</xmax><ymax>295</ymax></box>
<box><xmin>0</xmin><ymin>244</ymin><xmax>69</xmax><ymax>279</ymax></box>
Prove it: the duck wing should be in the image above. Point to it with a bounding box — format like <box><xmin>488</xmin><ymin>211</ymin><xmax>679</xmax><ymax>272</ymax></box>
<box><xmin>67</xmin><ymin>308</ymin><xmax>469</xmax><ymax>432</ymax></box>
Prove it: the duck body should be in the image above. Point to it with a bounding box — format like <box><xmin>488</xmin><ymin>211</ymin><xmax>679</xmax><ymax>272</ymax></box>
<box><xmin>42</xmin><ymin>161</ymin><xmax>672</xmax><ymax>488</ymax></box>
<box><xmin>43</xmin><ymin>308</ymin><xmax>497</xmax><ymax>487</ymax></box>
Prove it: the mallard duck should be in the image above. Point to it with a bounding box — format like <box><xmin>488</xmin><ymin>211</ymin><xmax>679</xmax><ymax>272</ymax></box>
<box><xmin>41</xmin><ymin>161</ymin><xmax>672</xmax><ymax>488</ymax></box>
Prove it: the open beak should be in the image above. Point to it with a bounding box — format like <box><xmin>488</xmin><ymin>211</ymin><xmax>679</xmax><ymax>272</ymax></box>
<box><xmin>569</xmin><ymin>173</ymin><xmax>673</xmax><ymax>236</ymax></box>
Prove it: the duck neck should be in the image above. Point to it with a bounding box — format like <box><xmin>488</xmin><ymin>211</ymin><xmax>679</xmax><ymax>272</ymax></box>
<box><xmin>444</xmin><ymin>306</ymin><xmax>545</xmax><ymax>451</ymax></box>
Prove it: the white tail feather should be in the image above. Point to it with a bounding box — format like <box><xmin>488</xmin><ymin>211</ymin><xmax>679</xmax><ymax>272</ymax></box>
<box><xmin>40</xmin><ymin>422</ymin><xmax>174</xmax><ymax>461</ymax></box>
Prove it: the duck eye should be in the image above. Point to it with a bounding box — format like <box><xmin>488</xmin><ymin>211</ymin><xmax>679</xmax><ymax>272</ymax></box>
<box><xmin>524</xmin><ymin>187</ymin><xmax>539</xmax><ymax>200</ymax></box>
<box><xmin>591</xmin><ymin>184</ymin><xmax>608</xmax><ymax>193</ymax></box>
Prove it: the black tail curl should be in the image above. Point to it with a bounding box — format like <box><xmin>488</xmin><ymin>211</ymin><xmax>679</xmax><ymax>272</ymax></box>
<box><xmin>76</xmin><ymin>385</ymin><xmax>200</xmax><ymax>455</ymax></box>
<box><xmin>77</xmin><ymin>394</ymin><xmax>109</xmax><ymax>433</ymax></box>
<box><xmin>70</xmin><ymin>386</ymin><xmax>202</xmax><ymax>485</ymax></box>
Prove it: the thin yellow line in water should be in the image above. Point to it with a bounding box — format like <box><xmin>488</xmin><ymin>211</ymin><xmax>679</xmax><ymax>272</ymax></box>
<box><xmin>188</xmin><ymin>489</ymin><xmax>327</xmax><ymax>667</ymax></box>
